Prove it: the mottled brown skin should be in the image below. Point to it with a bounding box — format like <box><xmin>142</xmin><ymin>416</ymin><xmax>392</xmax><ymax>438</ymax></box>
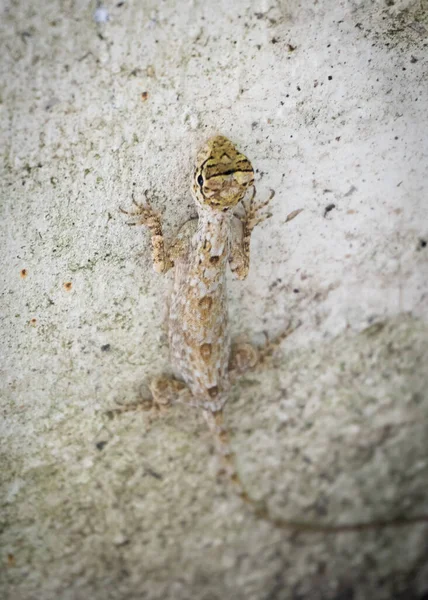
<box><xmin>118</xmin><ymin>136</ymin><xmax>428</xmax><ymax>533</ymax></box>
<box><xmin>121</xmin><ymin>136</ymin><xmax>266</xmax><ymax>414</ymax></box>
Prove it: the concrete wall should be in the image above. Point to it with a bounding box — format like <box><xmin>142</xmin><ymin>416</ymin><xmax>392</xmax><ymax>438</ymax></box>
<box><xmin>1</xmin><ymin>0</ymin><xmax>428</xmax><ymax>598</ymax></box>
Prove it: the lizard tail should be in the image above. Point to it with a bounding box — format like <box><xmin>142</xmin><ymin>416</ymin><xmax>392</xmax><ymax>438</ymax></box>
<box><xmin>202</xmin><ymin>409</ymin><xmax>428</xmax><ymax>534</ymax></box>
<box><xmin>202</xmin><ymin>409</ymin><xmax>259</xmax><ymax>507</ymax></box>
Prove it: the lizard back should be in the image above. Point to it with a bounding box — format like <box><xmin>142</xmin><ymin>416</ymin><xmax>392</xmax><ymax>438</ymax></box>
<box><xmin>168</xmin><ymin>136</ymin><xmax>254</xmax><ymax>411</ymax></box>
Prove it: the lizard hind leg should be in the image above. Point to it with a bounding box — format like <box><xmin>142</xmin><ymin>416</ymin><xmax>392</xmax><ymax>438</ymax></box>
<box><xmin>228</xmin><ymin>342</ymin><xmax>259</xmax><ymax>382</ymax></box>
<box><xmin>228</xmin><ymin>321</ymin><xmax>301</xmax><ymax>382</ymax></box>
<box><xmin>149</xmin><ymin>375</ymin><xmax>192</xmax><ymax>408</ymax></box>
<box><xmin>106</xmin><ymin>375</ymin><xmax>193</xmax><ymax>419</ymax></box>
<box><xmin>257</xmin><ymin>320</ymin><xmax>302</xmax><ymax>366</ymax></box>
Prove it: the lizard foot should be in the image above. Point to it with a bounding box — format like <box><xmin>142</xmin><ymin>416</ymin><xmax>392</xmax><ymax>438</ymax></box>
<box><xmin>257</xmin><ymin>320</ymin><xmax>302</xmax><ymax>365</ymax></box>
<box><xmin>106</xmin><ymin>375</ymin><xmax>192</xmax><ymax>420</ymax></box>
<box><xmin>119</xmin><ymin>192</ymin><xmax>162</xmax><ymax>229</ymax></box>
<box><xmin>241</xmin><ymin>187</ymin><xmax>275</xmax><ymax>233</ymax></box>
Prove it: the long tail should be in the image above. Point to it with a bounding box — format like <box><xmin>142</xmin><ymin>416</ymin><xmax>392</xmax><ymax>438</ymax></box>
<box><xmin>202</xmin><ymin>409</ymin><xmax>428</xmax><ymax>533</ymax></box>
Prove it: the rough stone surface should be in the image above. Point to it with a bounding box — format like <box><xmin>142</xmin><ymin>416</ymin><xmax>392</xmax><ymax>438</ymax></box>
<box><xmin>1</xmin><ymin>1</ymin><xmax>428</xmax><ymax>599</ymax></box>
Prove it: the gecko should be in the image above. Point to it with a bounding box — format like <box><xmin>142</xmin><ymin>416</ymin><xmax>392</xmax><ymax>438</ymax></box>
<box><xmin>116</xmin><ymin>135</ymin><xmax>428</xmax><ymax>533</ymax></box>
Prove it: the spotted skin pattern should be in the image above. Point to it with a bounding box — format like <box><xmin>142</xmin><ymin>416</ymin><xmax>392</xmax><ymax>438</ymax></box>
<box><xmin>118</xmin><ymin>136</ymin><xmax>428</xmax><ymax>533</ymax></box>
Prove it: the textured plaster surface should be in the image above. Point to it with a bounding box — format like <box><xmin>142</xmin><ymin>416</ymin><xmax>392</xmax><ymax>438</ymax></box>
<box><xmin>1</xmin><ymin>0</ymin><xmax>428</xmax><ymax>599</ymax></box>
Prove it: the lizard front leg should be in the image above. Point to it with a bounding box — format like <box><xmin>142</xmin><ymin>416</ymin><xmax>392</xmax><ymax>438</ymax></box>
<box><xmin>120</xmin><ymin>192</ymin><xmax>173</xmax><ymax>274</ymax></box>
<box><xmin>229</xmin><ymin>188</ymin><xmax>274</xmax><ymax>280</ymax></box>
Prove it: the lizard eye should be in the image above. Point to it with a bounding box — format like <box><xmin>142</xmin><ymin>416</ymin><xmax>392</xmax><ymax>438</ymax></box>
<box><xmin>197</xmin><ymin>174</ymin><xmax>204</xmax><ymax>187</ymax></box>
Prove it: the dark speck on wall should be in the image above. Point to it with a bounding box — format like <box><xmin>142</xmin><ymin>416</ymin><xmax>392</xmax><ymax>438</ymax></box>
<box><xmin>324</xmin><ymin>203</ymin><xmax>336</xmax><ymax>217</ymax></box>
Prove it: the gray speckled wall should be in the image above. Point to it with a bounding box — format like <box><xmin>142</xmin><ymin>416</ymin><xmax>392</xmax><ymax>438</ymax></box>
<box><xmin>1</xmin><ymin>1</ymin><xmax>427</xmax><ymax>598</ymax></box>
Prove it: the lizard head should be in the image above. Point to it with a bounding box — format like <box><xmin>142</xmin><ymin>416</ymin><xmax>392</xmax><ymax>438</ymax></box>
<box><xmin>192</xmin><ymin>136</ymin><xmax>254</xmax><ymax>211</ymax></box>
